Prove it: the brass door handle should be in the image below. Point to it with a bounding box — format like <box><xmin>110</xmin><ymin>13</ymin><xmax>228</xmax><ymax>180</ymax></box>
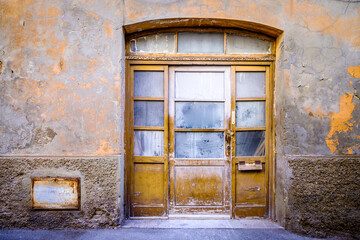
<box><xmin>225</xmin><ymin>130</ymin><xmax>234</xmax><ymax>143</ymax></box>
<box><xmin>225</xmin><ymin>130</ymin><xmax>234</xmax><ymax>156</ymax></box>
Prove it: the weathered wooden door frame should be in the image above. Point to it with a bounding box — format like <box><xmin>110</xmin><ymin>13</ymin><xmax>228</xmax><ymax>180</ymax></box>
<box><xmin>124</xmin><ymin>60</ymin><xmax>275</xmax><ymax>219</ymax></box>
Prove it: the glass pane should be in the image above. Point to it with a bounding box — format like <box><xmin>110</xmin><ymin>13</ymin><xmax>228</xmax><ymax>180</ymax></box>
<box><xmin>236</xmin><ymin>131</ymin><xmax>265</xmax><ymax>156</ymax></box>
<box><xmin>134</xmin><ymin>101</ymin><xmax>164</xmax><ymax>127</ymax></box>
<box><xmin>175</xmin><ymin>102</ymin><xmax>224</xmax><ymax>129</ymax></box>
<box><xmin>175</xmin><ymin>72</ymin><xmax>224</xmax><ymax>100</ymax></box>
<box><xmin>134</xmin><ymin>71</ymin><xmax>163</xmax><ymax>98</ymax></box>
<box><xmin>130</xmin><ymin>33</ymin><xmax>175</xmax><ymax>53</ymax></box>
<box><xmin>236</xmin><ymin>101</ymin><xmax>265</xmax><ymax>128</ymax></box>
<box><xmin>236</xmin><ymin>72</ymin><xmax>265</xmax><ymax>98</ymax></box>
<box><xmin>177</xmin><ymin>32</ymin><xmax>224</xmax><ymax>54</ymax></box>
<box><xmin>134</xmin><ymin>131</ymin><xmax>164</xmax><ymax>156</ymax></box>
<box><xmin>175</xmin><ymin>132</ymin><xmax>224</xmax><ymax>158</ymax></box>
<box><xmin>226</xmin><ymin>34</ymin><xmax>271</xmax><ymax>54</ymax></box>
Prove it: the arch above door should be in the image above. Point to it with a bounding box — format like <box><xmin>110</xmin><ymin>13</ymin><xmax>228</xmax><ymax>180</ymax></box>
<box><xmin>123</xmin><ymin>18</ymin><xmax>283</xmax><ymax>39</ymax></box>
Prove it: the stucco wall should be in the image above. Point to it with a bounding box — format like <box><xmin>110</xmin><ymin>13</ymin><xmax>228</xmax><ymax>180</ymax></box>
<box><xmin>0</xmin><ymin>0</ymin><xmax>124</xmax><ymax>155</ymax></box>
<box><xmin>0</xmin><ymin>0</ymin><xmax>359</xmax><ymax>237</ymax></box>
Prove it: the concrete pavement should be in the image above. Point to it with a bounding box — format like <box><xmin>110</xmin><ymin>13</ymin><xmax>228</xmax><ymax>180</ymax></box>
<box><xmin>0</xmin><ymin>219</ymin><xmax>341</xmax><ymax>240</ymax></box>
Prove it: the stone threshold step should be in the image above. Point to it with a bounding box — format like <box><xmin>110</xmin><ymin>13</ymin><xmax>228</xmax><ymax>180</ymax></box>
<box><xmin>122</xmin><ymin>219</ymin><xmax>283</xmax><ymax>229</ymax></box>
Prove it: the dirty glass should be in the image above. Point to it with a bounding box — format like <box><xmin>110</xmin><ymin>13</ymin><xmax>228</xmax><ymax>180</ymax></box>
<box><xmin>130</xmin><ymin>33</ymin><xmax>176</xmax><ymax>53</ymax></box>
<box><xmin>236</xmin><ymin>72</ymin><xmax>265</xmax><ymax>98</ymax></box>
<box><xmin>175</xmin><ymin>132</ymin><xmax>224</xmax><ymax>158</ymax></box>
<box><xmin>134</xmin><ymin>71</ymin><xmax>164</xmax><ymax>98</ymax></box>
<box><xmin>175</xmin><ymin>72</ymin><xmax>224</xmax><ymax>100</ymax></box>
<box><xmin>226</xmin><ymin>34</ymin><xmax>271</xmax><ymax>54</ymax></box>
<box><xmin>175</xmin><ymin>102</ymin><xmax>224</xmax><ymax>129</ymax></box>
<box><xmin>177</xmin><ymin>32</ymin><xmax>224</xmax><ymax>54</ymax></box>
<box><xmin>235</xmin><ymin>131</ymin><xmax>265</xmax><ymax>156</ymax></box>
<box><xmin>134</xmin><ymin>101</ymin><xmax>164</xmax><ymax>127</ymax></box>
<box><xmin>133</xmin><ymin>131</ymin><xmax>164</xmax><ymax>156</ymax></box>
<box><xmin>236</xmin><ymin>101</ymin><xmax>265</xmax><ymax>128</ymax></box>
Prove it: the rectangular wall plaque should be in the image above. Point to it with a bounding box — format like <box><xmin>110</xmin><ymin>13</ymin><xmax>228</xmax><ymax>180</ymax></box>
<box><xmin>32</xmin><ymin>177</ymin><xmax>80</xmax><ymax>210</ymax></box>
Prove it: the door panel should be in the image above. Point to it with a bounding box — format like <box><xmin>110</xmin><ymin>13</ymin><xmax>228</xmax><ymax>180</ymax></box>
<box><xmin>235</xmin><ymin>168</ymin><xmax>266</xmax><ymax>205</ymax></box>
<box><xmin>134</xmin><ymin>163</ymin><xmax>164</xmax><ymax>206</ymax></box>
<box><xmin>232</xmin><ymin>66</ymin><xmax>269</xmax><ymax>218</ymax></box>
<box><xmin>234</xmin><ymin>166</ymin><xmax>266</xmax><ymax>217</ymax></box>
<box><xmin>169</xmin><ymin>66</ymin><xmax>231</xmax><ymax>215</ymax></box>
<box><xmin>132</xmin><ymin>163</ymin><xmax>166</xmax><ymax>217</ymax></box>
<box><xmin>174</xmin><ymin>166</ymin><xmax>224</xmax><ymax>206</ymax></box>
<box><xmin>130</xmin><ymin>65</ymin><xmax>168</xmax><ymax>217</ymax></box>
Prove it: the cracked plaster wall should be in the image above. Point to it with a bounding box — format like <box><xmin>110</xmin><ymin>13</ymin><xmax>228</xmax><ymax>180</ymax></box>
<box><xmin>0</xmin><ymin>0</ymin><xmax>124</xmax><ymax>155</ymax></box>
<box><xmin>0</xmin><ymin>0</ymin><xmax>359</xmax><ymax>237</ymax></box>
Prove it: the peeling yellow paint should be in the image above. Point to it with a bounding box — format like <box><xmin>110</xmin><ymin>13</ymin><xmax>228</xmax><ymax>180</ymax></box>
<box><xmin>284</xmin><ymin>69</ymin><xmax>290</xmax><ymax>89</ymax></box>
<box><xmin>345</xmin><ymin>144</ymin><xmax>360</xmax><ymax>155</ymax></box>
<box><xmin>348</xmin><ymin>65</ymin><xmax>360</xmax><ymax>78</ymax></box>
<box><xmin>104</xmin><ymin>20</ymin><xmax>113</xmax><ymax>39</ymax></box>
<box><xmin>101</xmin><ymin>77</ymin><xmax>108</xmax><ymax>83</ymax></box>
<box><xmin>285</xmin><ymin>2</ymin><xmax>360</xmax><ymax>49</ymax></box>
<box><xmin>86</xmin><ymin>11</ymin><xmax>98</xmax><ymax>20</ymax></box>
<box><xmin>82</xmin><ymin>83</ymin><xmax>91</xmax><ymax>89</ymax></box>
<box><xmin>325</xmin><ymin>93</ymin><xmax>355</xmax><ymax>153</ymax></box>
<box><xmin>36</xmin><ymin>6</ymin><xmax>60</xmax><ymax>19</ymax></box>
<box><xmin>92</xmin><ymin>139</ymin><xmax>119</xmax><ymax>155</ymax></box>
<box><xmin>52</xmin><ymin>58</ymin><xmax>66</xmax><ymax>75</ymax></box>
<box><xmin>303</xmin><ymin>103</ymin><xmax>329</xmax><ymax>120</ymax></box>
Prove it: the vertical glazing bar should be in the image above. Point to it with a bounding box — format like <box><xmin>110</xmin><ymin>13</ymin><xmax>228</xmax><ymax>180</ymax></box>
<box><xmin>129</xmin><ymin>66</ymin><xmax>135</xmax><ymax>216</ymax></box>
<box><xmin>224</xmin><ymin>66</ymin><xmax>231</xmax><ymax>210</ymax></box>
<box><xmin>175</xmin><ymin>32</ymin><xmax>178</xmax><ymax>53</ymax></box>
<box><xmin>163</xmin><ymin>66</ymin><xmax>169</xmax><ymax>214</ymax></box>
<box><xmin>224</xmin><ymin>33</ymin><xmax>227</xmax><ymax>54</ymax></box>
<box><xmin>230</xmin><ymin>66</ymin><xmax>236</xmax><ymax>218</ymax></box>
<box><xmin>168</xmin><ymin>67</ymin><xmax>175</xmax><ymax>211</ymax></box>
<box><xmin>265</xmin><ymin>66</ymin><xmax>270</xmax><ymax>216</ymax></box>
<box><xmin>269</xmin><ymin>63</ymin><xmax>275</xmax><ymax>218</ymax></box>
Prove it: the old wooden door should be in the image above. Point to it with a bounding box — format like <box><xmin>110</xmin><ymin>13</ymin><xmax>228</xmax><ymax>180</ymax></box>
<box><xmin>168</xmin><ymin>66</ymin><xmax>231</xmax><ymax>216</ymax></box>
<box><xmin>128</xmin><ymin>64</ymin><xmax>270</xmax><ymax>218</ymax></box>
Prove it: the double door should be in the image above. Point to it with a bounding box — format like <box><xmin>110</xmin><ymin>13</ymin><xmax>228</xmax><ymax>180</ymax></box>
<box><xmin>128</xmin><ymin>65</ymin><xmax>270</xmax><ymax>218</ymax></box>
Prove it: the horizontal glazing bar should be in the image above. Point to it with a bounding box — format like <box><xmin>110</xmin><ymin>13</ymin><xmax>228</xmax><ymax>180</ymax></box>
<box><xmin>133</xmin><ymin>127</ymin><xmax>165</xmax><ymax>130</ymax></box>
<box><xmin>174</xmin><ymin>129</ymin><xmax>225</xmax><ymax>132</ymax></box>
<box><xmin>235</xmin><ymin>127</ymin><xmax>266</xmax><ymax>131</ymax></box>
<box><xmin>235</xmin><ymin>98</ymin><xmax>266</xmax><ymax>101</ymax></box>
<box><xmin>174</xmin><ymin>99</ymin><xmax>225</xmax><ymax>102</ymax></box>
<box><xmin>133</xmin><ymin>97</ymin><xmax>164</xmax><ymax>101</ymax></box>
<box><xmin>133</xmin><ymin>157</ymin><xmax>165</xmax><ymax>164</ymax></box>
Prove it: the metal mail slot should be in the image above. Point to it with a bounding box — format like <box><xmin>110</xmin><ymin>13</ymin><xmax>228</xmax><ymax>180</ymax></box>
<box><xmin>238</xmin><ymin>160</ymin><xmax>263</xmax><ymax>171</ymax></box>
